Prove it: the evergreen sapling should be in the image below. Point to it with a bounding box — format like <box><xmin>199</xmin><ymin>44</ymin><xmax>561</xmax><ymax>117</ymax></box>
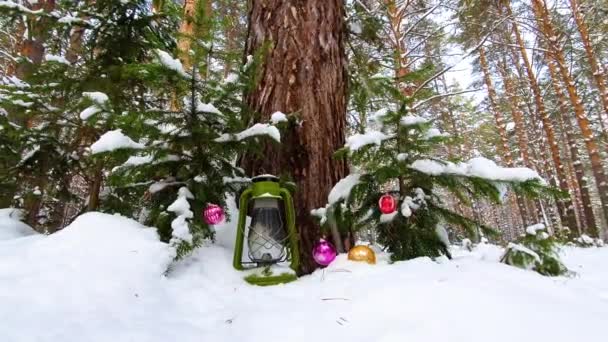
<box><xmin>318</xmin><ymin>95</ymin><xmax>548</xmax><ymax>262</ymax></box>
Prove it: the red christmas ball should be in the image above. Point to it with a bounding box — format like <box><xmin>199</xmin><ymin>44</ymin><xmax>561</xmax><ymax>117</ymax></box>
<box><xmin>378</xmin><ymin>194</ymin><xmax>397</xmax><ymax>214</ymax></box>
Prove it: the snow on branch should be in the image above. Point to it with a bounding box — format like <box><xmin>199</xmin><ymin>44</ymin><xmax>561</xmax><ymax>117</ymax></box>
<box><xmin>400</xmin><ymin>115</ymin><xmax>429</xmax><ymax>126</ymax></box>
<box><xmin>345</xmin><ymin>131</ymin><xmax>393</xmax><ymax>151</ymax></box>
<box><xmin>215</xmin><ymin>123</ymin><xmax>280</xmax><ymax>143</ymax></box>
<box><xmin>80</xmin><ymin>106</ymin><xmax>102</xmax><ymax>120</ymax></box>
<box><xmin>0</xmin><ymin>1</ymin><xmax>43</xmax><ymax>15</ymax></box>
<box><xmin>155</xmin><ymin>50</ymin><xmax>189</xmax><ymax>78</ymax></box>
<box><xmin>83</xmin><ymin>91</ymin><xmax>109</xmax><ymax>105</ymax></box>
<box><xmin>409</xmin><ymin>157</ymin><xmax>545</xmax><ymax>184</ymax></box>
<box><xmin>328</xmin><ymin>173</ymin><xmax>361</xmax><ymax>205</ymax></box>
<box><xmin>167</xmin><ymin>187</ymin><xmax>194</xmax><ymax>244</ymax></box>
<box><xmin>45</xmin><ymin>54</ymin><xmax>70</xmax><ymax>65</ymax></box>
<box><xmin>271</xmin><ymin>111</ymin><xmax>288</xmax><ymax>124</ymax></box>
<box><xmin>90</xmin><ymin>129</ymin><xmax>144</xmax><ymax>154</ymax></box>
<box><xmin>57</xmin><ymin>14</ymin><xmax>89</xmax><ymax>26</ymax></box>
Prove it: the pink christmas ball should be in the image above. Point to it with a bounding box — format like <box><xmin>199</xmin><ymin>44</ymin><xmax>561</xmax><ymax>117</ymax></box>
<box><xmin>312</xmin><ymin>238</ymin><xmax>337</xmax><ymax>266</ymax></box>
<box><xmin>203</xmin><ymin>204</ymin><xmax>225</xmax><ymax>225</ymax></box>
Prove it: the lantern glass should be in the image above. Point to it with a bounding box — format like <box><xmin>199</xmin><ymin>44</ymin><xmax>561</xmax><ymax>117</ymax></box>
<box><xmin>247</xmin><ymin>198</ymin><xmax>288</xmax><ymax>264</ymax></box>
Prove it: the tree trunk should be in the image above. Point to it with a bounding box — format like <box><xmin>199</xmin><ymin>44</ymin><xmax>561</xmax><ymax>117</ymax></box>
<box><xmin>87</xmin><ymin>162</ymin><xmax>104</xmax><ymax>212</ymax></box>
<box><xmin>506</xmin><ymin>5</ymin><xmax>578</xmax><ymax>231</ymax></box>
<box><xmin>496</xmin><ymin>56</ymin><xmax>542</xmax><ymax>225</ymax></box>
<box><xmin>546</xmin><ymin>57</ymin><xmax>598</xmax><ymax>236</ymax></box>
<box><xmin>222</xmin><ymin>2</ymin><xmax>241</xmax><ymax>78</ymax></box>
<box><xmin>241</xmin><ymin>0</ymin><xmax>348</xmax><ymax>274</ymax></box>
<box><xmin>20</xmin><ymin>0</ymin><xmax>56</xmax><ymax>231</ymax></box>
<box><xmin>504</xmin><ymin>42</ymin><xmax>548</xmax><ymax>226</ymax></box>
<box><xmin>478</xmin><ymin>47</ymin><xmax>529</xmax><ymax>226</ymax></box>
<box><xmin>568</xmin><ymin>0</ymin><xmax>608</xmax><ymax>140</ymax></box>
<box><xmin>532</xmin><ymin>0</ymin><xmax>608</xmax><ymax>235</ymax></box>
<box><xmin>152</xmin><ymin>0</ymin><xmax>164</xmax><ymax>13</ymax></box>
<box><xmin>497</xmin><ymin>58</ymin><xmax>531</xmax><ymax>167</ymax></box>
<box><xmin>15</xmin><ymin>1</ymin><xmax>55</xmax><ymax>78</ymax></box>
<box><xmin>177</xmin><ymin>0</ymin><xmax>197</xmax><ymax>69</ymax></box>
<box><xmin>65</xmin><ymin>0</ymin><xmax>89</xmax><ymax>64</ymax></box>
<box><xmin>24</xmin><ymin>152</ymin><xmax>49</xmax><ymax>231</ymax></box>
<box><xmin>177</xmin><ymin>0</ymin><xmax>213</xmax><ymax>70</ymax></box>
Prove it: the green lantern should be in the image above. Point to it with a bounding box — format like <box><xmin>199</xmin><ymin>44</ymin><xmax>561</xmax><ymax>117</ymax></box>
<box><xmin>233</xmin><ymin>175</ymin><xmax>300</xmax><ymax>286</ymax></box>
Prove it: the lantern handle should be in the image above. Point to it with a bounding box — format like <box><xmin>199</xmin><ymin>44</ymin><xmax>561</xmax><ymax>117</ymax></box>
<box><xmin>280</xmin><ymin>188</ymin><xmax>300</xmax><ymax>272</ymax></box>
<box><xmin>233</xmin><ymin>188</ymin><xmax>253</xmax><ymax>271</ymax></box>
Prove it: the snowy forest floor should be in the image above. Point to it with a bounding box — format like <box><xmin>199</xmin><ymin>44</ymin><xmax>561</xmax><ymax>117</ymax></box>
<box><xmin>1</xmin><ymin>211</ymin><xmax>607</xmax><ymax>342</ymax></box>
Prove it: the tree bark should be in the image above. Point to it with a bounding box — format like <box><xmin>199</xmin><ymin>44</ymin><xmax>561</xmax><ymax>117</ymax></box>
<box><xmin>546</xmin><ymin>57</ymin><xmax>598</xmax><ymax>236</ymax></box>
<box><xmin>19</xmin><ymin>0</ymin><xmax>56</xmax><ymax>231</ymax></box>
<box><xmin>496</xmin><ymin>56</ymin><xmax>542</xmax><ymax>224</ymax></box>
<box><xmin>506</xmin><ymin>5</ymin><xmax>579</xmax><ymax>232</ymax></box>
<box><xmin>497</xmin><ymin>58</ymin><xmax>531</xmax><ymax>166</ymax></box>
<box><xmin>65</xmin><ymin>0</ymin><xmax>90</xmax><ymax>65</ymax></box>
<box><xmin>15</xmin><ymin>1</ymin><xmax>56</xmax><ymax>78</ymax></box>
<box><xmin>241</xmin><ymin>0</ymin><xmax>348</xmax><ymax>274</ymax></box>
<box><xmin>386</xmin><ymin>0</ymin><xmax>414</xmax><ymax>97</ymax></box>
<box><xmin>532</xmin><ymin>0</ymin><xmax>608</xmax><ymax>235</ymax></box>
<box><xmin>568</xmin><ymin>0</ymin><xmax>608</xmax><ymax>140</ymax></box>
<box><xmin>478</xmin><ymin>47</ymin><xmax>529</xmax><ymax>226</ymax></box>
<box><xmin>177</xmin><ymin>0</ymin><xmax>203</xmax><ymax>70</ymax></box>
<box><xmin>87</xmin><ymin>162</ymin><xmax>104</xmax><ymax>212</ymax></box>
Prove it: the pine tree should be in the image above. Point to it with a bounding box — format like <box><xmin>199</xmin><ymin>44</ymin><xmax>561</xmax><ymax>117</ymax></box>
<box><xmin>0</xmin><ymin>0</ymin><xmax>182</xmax><ymax>230</ymax></box>
<box><xmin>501</xmin><ymin>224</ymin><xmax>568</xmax><ymax>276</ymax></box>
<box><xmin>320</xmin><ymin>80</ymin><xmax>550</xmax><ymax>261</ymax></box>
<box><xmin>87</xmin><ymin>1</ymin><xmax>280</xmax><ymax>259</ymax></box>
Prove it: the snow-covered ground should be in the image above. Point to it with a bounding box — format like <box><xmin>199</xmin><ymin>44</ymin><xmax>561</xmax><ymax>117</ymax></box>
<box><xmin>0</xmin><ymin>208</ymin><xmax>37</xmax><ymax>240</ymax></box>
<box><xmin>1</xmin><ymin>212</ymin><xmax>607</xmax><ymax>342</ymax></box>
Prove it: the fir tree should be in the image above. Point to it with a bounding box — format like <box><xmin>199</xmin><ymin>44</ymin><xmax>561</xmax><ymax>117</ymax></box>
<box><xmin>319</xmin><ymin>81</ymin><xmax>550</xmax><ymax>262</ymax></box>
<box><xmin>93</xmin><ymin>2</ymin><xmax>281</xmax><ymax>259</ymax></box>
<box><xmin>501</xmin><ymin>224</ymin><xmax>568</xmax><ymax>276</ymax></box>
<box><xmin>0</xmin><ymin>0</ymin><xmax>181</xmax><ymax>231</ymax></box>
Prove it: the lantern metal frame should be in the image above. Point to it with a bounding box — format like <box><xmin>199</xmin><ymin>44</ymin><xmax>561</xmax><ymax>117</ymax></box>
<box><xmin>233</xmin><ymin>175</ymin><xmax>300</xmax><ymax>286</ymax></box>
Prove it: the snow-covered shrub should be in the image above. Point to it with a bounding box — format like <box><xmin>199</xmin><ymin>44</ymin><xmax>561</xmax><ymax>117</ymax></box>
<box><xmin>573</xmin><ymin>234</ymin><xmax>604</xmax><ymax>248</ymax></box>
<box><xmin>501</xmin><ymin>224</ymin><xmax>568</xmax><ymax>276</ymax></box>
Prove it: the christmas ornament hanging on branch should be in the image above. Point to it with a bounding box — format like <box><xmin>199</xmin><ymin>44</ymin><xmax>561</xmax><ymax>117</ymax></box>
<box><xmin>203</xmin><ymin>204</ymin><xmax>225</xmax><ymax>225</ymax></box>
<box><xmin>378</xmin><ymin>194</ymin><xmax>397</xmax><ymax>214</ymax></box>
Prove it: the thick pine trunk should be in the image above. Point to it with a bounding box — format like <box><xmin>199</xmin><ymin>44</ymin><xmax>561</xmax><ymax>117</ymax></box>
<box><xmin>498</xmin><ymin>51</ymin><xmax>576</xmax><ymax>230</ymax></box>
<box><xmin>506</xmin><ymin>7</ymin><xmax>579</xmax><ymax>232</ymax></box>
<box><xmin>504</xmin><ymin>43</ymin><xmax>551</xmax><ymax>226</ymax></box>
<box><xmin>532</xmin><ymin>0</ymin><xmax>608</xmax><ymax>236</ymax></box>
<box><xmin>568</xmin><ymin>0</ymin><xmax>608</xmax><ymax>140</ymax></box>
<box><xmin>241</xmin><ymin>0</ymin><xmax>348</xmax><ymax>274</ymax></box>
<box><xmin>546</xmin><ymin>57</ymin><xmax>598</xmax><ymax>236</ymax></box>
<box><xmin>177</xmin><ymin>0</ymin><xmax>198</xmax><ymax>69</ymax></box>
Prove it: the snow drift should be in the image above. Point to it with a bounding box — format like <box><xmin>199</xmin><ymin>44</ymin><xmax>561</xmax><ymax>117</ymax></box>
<box><xmin>1</xmin><ymin>212</ymin><xmax>607</xmax><ymax>342</ymax></box>
<box><xmin>0</xmin><ymin>208</ymin><xmax>38</xmax><ymax>240</ymax></box>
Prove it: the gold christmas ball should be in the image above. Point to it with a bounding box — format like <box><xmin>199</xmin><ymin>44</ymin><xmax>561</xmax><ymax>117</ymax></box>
<box><xmin>347</xmin><ymin>245</ymin><xmax>376</xmax><ymax>264</ymax></box>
